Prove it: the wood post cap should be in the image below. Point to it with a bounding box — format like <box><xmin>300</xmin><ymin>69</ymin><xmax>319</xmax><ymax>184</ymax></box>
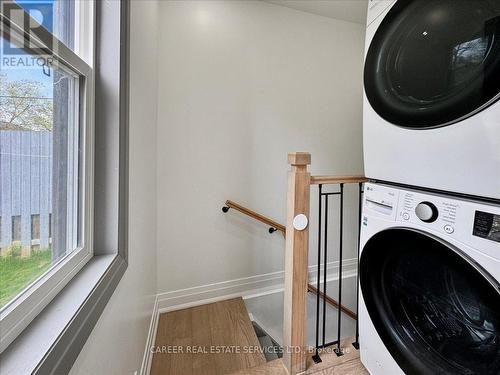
<box><xmin>288</xmin><ymin>152</ymin><xmax>311</xmax><ymax>166</ymax></box>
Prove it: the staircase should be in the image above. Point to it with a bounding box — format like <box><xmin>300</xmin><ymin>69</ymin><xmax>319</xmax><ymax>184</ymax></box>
<box><xmin>150</xmin><ymin>296</ymin><xmax>366</xmax><ymax>375</ymax></box>
<box><xmin>228</xmin><ymin>359</ymin><xmax>288</xmax><ymax>375</ymax></box>
<box><xmin>252</xmin><ymin>321</ymin><xmax>282</xmax><ymax>362</ymax></box>
<box><xmin>150</xmin><ymin>152</ymin><xmax>368</xmax><ymax>375</ymax></box>
<box><xmin>150</xmin><ymin>298</ymin><xmax>267</xmax><ymax>375</ymax></box>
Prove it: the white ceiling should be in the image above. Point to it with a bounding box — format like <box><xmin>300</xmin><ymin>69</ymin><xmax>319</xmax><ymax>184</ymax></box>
<box><xmin>265</xmin><ymin>0</ymin><xmax>368</xmax><ymax>24</ymax></box>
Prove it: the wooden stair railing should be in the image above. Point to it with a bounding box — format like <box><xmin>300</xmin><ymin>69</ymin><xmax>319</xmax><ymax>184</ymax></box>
<box><xmin>310</xmin><ymin>175</ymin><xmax>368</xmax><ymax>185</ymax></box>
<box><xmin>222</xmin><ymin>156</ymin><xmax>366</xmax><ymax>375</ymax></box>
<box><xmin>283</xmin><ymin>152</ymin><xmax>311</xmax><ymax>374</ymax></box>
<box><xmin>283</xmin><ymin>152</ymin><xmax>367</xmax><ymax>374</ymax></box>
<box><xmin>222</xmin><ymin>200</ymin><xmax>286</xmax><ymax>235</ymax></box>
<box><xmin>221</xmin><ymin>199</ymin><xmax>356</xmax><ymax>320</ymax></box>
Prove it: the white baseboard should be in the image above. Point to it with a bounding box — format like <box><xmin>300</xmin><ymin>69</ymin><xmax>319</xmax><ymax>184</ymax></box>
<box><xmin>141</xmin><ymin>258</ymin><xmax>357</xmax><ymax>374</ymax></box>
<box><xmin>140</xmin><ymin>296</ymin><xmax>159</xmax><ymax>375</ymax></box>
<box><xmin>156</xmin><ymin>258</ymin><xmax>357</xmax><ymax>313</ymax></box>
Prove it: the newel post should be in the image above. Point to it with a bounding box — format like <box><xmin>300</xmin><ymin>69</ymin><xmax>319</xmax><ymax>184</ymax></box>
<box><xmin>283</xmin><ymin>152</ymin><xmax>311</xmax><ymax>374</ymax></box>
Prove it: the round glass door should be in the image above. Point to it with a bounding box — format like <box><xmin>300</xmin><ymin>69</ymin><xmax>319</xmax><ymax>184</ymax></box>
<box><xmin>364</xmin><ymin>0</ymin><xmax>500</xmax><ymax>129</ymax></box>
<box><xmin>360</xmin><ymin>229</ymin><xmax>500</xmax><ymax>375</ymax></box>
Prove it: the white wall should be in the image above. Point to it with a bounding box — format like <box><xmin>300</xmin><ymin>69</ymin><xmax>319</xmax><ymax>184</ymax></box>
<box><xmin>68</xmin><ymin>1</ymin><xmax>365</xmax><ymax>372</ymax></box>
<box><xmin>156</xmin><ymin>0</ymin><xmax>365</xmax><ymax>293</ymax></box>
<box><xmin>69</xmin><ymin>1</ymin><xmax>159</xmax><ymax>374</ymax></box>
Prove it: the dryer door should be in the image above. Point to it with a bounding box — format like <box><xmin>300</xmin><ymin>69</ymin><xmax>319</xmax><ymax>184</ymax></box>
<box><xmin>364</xmin><ymin>0</ymin><xmax>500</xmax><ymax>129</ymax></box>
<box><xmin>360</xmin><ymin>228</ymin><xmax>500</xmax><ymax>375</ymax></box>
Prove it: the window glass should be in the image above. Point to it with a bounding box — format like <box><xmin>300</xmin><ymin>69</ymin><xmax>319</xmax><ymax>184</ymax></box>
<box><xmin>14</xmin><ymin>0</ymin><xmax>75</xmax><ymax>50</ymax></box>
<box><xmin>11</xmin><ymin>216</ymin><xmax>21</xmax><ymax>242</ymax></box>
<box><xmin>31</xmin><ymin>213</ymin><xmax>40</xmax><ymax>239</ymax></box>
<box><xmin>0</xmin><ymin>32</ymin><xmax>80</xmax><ymax>309</ymax></box>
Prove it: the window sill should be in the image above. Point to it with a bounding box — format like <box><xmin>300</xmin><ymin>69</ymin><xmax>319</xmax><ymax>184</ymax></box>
<box><xmin>0</xmin><ymin>254</ymin><xmax>127</xmax><ymax>375</ymax></box>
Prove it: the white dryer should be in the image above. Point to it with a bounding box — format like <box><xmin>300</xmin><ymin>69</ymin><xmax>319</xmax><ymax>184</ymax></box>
<box><xmin>363</xmin><ymin>0</ymin><xmax>500</xmax><ymax>200</ymax></box>
<box><xmin>358</xmin><ymin>182</ymin><xmax>500</xmax><ymax>374</ymax></box>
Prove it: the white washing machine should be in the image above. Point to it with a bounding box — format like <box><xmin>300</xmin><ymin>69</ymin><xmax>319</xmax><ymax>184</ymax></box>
<box><xmin>363</xmin><ymin>0</ymin><xmax>500</xmax><ymax>201</ymax></box>
<box><xmin>358</xmin><ymin>182</ymin><xmax>500</xmax><ymax>374</ymax></box>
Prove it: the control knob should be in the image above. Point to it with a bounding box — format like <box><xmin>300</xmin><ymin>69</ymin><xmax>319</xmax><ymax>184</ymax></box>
<box><xmin>415</xmin><ymin>201</ymin><xmax>438</xmax><ymax>223</ymax></box>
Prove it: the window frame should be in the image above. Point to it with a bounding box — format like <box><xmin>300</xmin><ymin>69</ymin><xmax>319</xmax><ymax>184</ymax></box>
<box><xmin>0</xmin><ymin>1</ymin><xmax>95</xmax><ymax>353</ymax></box>
<box><xmin>0</xmin><ymin>1</ymin><xmax>129</xmax><ymax>372</ymax></box>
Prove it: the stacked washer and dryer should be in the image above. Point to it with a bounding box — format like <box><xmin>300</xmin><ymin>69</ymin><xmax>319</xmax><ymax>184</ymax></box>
<box><xmin>359</xmin><ymin>1</ymin><xmax>500</xmax><ymax>374</ymax></box>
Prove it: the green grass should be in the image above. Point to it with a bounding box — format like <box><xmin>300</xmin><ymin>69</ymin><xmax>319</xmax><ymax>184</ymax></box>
<box><xmin>0</xmin><ymin>246</ymin><xmax>52</xmax><ymax>309</ymax></box>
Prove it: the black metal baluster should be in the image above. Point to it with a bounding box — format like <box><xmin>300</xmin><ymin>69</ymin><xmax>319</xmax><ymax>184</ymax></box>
<box><xmin>336</xmin><ymin>183</ymin><xmax>344</xmax><ymax>356</ymax></box>
<box><xmin>352</xmin><ymin>182</ymin><xmax>363</xmax><ymax>350</ymax></box>
<box><xmin>322</xmin><ymin>193</ymin><xmax>329</xmax><ymax>348</ymax></box>
<box><xmin>312</xmin><ymin>185</ymin><xmax>323</xmax><ymax>363</ymax></box>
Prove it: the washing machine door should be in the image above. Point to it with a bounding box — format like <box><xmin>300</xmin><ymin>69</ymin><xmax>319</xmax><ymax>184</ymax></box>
<box><xmin>364</xmin><ymin>0</ymin><xmax>500</xmax><ymax>129</ymax></box>
<box><xmin>360</xmin><ymin>228</ymin><xmax>500</xmax><ymax>375</ymax></box>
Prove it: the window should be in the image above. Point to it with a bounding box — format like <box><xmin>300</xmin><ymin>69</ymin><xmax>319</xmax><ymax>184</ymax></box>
<box><xmin>11</xmin><ymin>215</ymin><xmax>21</xmax><ymax>242</ymax></box>
<box><xmin>0</xmin><ymin>0</ymin><xmax>94</xmax><ymax>352</ymax></box>
<box><xmin>31</xmin><ymin>214</ymin><xmax>40</xmax><ymax>241</ymax></box>
<box><xmin>31</xmin><ymin>213</ymin><xmax>40</xmax><ymax>250</ymax></box>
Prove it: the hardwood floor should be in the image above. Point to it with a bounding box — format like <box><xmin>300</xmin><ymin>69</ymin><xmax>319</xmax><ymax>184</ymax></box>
<box><xmin>150</xmin><ymin>298</ymin><xmax>266</xmax><ymax>375</ymax></box>
<box><xmin>228</xmin><ymin>359</ymin><xmax>288</xmax><ymax>375</ymax></box>
<box><xmin>227</xmin><ymin>336</ymin><xmax>367</xmax><ymax>375</ymax></box>
<box><xmin>150</xmin><ymin>298</ymin><xmax>366</xmax><ymax>375</ymax></box>
<box><xmin>304</xmin><ymin>337</ymin><xmax>368</xmax><ymax>375</ymax></box>
<box><xmin>227</xmin><ymin>356</ymin><xmax>366</xmax><ymax>375</ymax></box>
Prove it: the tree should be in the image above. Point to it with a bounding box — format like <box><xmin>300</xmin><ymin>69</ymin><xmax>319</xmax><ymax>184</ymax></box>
<box><xmin>0</xmin><ymin>73</ymin><xmax>53</xmax><ymax>131</ymax></box>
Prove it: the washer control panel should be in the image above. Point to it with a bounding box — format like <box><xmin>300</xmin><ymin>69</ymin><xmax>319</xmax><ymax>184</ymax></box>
<box><xmin>364</xmin><ymin>183</ymin><xmax>398</xmax><ymax>220</ymax></box>
<box><xmin>473</xmin><ymin>211</ymin><xmax>500</xmax><ymax>243</ymax></box>
<box><xmin>363</xmin><ymin>183</ymin><xmax>500</xmax><ymax>259</ymax></box>
<box><xmin>398</xmin><ymin>190</ymin><xmax>460</xmax><ymax>235</ymax></box>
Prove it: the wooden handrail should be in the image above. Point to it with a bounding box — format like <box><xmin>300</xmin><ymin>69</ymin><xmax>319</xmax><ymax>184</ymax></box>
<box><xmin>223</xmin><ymin>198</ymin><xmax>358</xmax><ymax>323</ymax></box>
<box><xmin>223</xmin><ymin>176</ymin><xmax>366</xmax><ymax>233</ymax></box>
<box><xmin>310</xmin><ymin>175</ymin><xmax>368</xmax><ymax>185</ymax></box>
<box><xmin>223</xmin><ymin>200</ymin><xmax>286</xmax><ymax>235</ymax></box>
<box><xmin>307</xmin><ymin>284</ymin><xmax>357</xmax><ymax>320</ymax></box>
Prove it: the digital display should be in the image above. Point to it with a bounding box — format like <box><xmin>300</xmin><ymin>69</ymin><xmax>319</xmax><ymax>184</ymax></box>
<box><xmin>473</xmin><ymin>211</ymin><xmax>500</xmax><ymax>243</ymax></box>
